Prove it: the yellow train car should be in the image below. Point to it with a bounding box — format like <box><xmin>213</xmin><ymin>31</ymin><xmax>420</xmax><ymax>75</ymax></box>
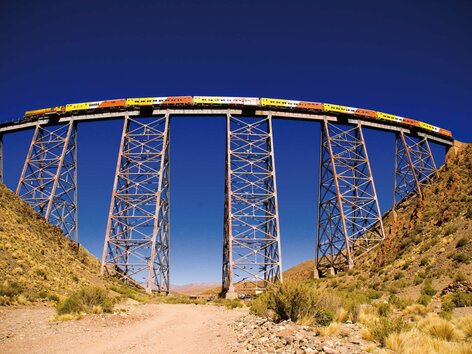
<box><xmin>24</xmin><ymin>106</ymin><xmax>64</xmax><ymax>117</ymax></box>
<box><xmin>377</xmin><ymin>112</ymin><xmax>404</xmax><ymax>123</ymax></box>
<box><xmin>66</xmin><ymin>102</ymin><xmax>94</xmax><ymax>112</ymax></box>
<box><xmin>323</xmin><ymin>103</ymin><xmax>356</xmax><ymax>115</ymax></box>
<box><xmin>193</xmin><ymin>96</ymin><xmax>244</xmax><ymax>105</ymax></box>
<box><xmin>418</xmin><ymin>121</ymin><xmax>440</xmax><ymax>133</ymax></box>
<box><xmin>125</xmin><ymin>97</ymin><xmax>160</xmax><ymax>106</ymax></box>
<box><xmin>260</xmin><ymin>98</ymin><xmax>291</xmax><ymax>108</ymax></box>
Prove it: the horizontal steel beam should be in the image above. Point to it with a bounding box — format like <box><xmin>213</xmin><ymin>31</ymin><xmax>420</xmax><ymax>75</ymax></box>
<box><xmin>256</xmin><ymin>111</ymin><xmax>337</xmax><ymax>122</ymax></box>
<box><xmin>348</xmin><ymin>119</ymin><xmax>410</xmax><ymax>134</ymax></box>
<box><xmin>417</xmin><ymin>132</ymin><xmax>453</xmax><ymax>146</ymax></box>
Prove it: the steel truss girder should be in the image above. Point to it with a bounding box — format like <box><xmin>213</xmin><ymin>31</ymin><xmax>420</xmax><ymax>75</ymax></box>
<box><xmin>316</xmin><ymin>121</ymin><xmax>384</xmax><ymax>273</ymax></box>
<box><xmin>394</xmin><ymin>131</ymin><xmax>438</xmax><ymax>206</ymax></box>
<box><xmin>16</xmin><ymin>121</ymin><xmax>78</xmax><ymax>242</ymax></box>
<box><xmin>222</xmin><ymin>113</ymin><xmax>283</xmax><ymax>295</ymax></box>
<box><xmin>101</xmin><ymin>114</ymin><xmax>170</xmax><ymax>294</ymax></box>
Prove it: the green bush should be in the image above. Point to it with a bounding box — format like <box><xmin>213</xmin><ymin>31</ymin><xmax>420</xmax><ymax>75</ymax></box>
<box><xmin>0</xmin><ymin>281</ymin><xmax>23</xmax><ymax>298</ymax></box>
<box><xmin>377</xmin><ymin>302</ymin><xmax>392</xmax><ymax>317</ymax></box>
<box><xmin>451</xmin><ymin>292</ymin><xmax>472</xmax><ymax>307</ymax></box>
<box><xmin>417</xmin><ymin>295</ymin><xmax>432</xmax><ymax>306</ymax></box>
<box><xmin>56</xmin><ymin>286</ymin><xmax>114</xmax><ymax>315</ymax></box>
<box><xmin>455</xmin><ymin>238</ymin><xmax>468</xmax><ymax>248</ymax></box>
<box><xmin>368</xmin><ymin>317</ymin><xmax>411</xmax><ymax>347</ymax></box>
<box><xmin>250</xmin><ymin>282</ymin><xmax>335</xmax><ymax>326</ymax></box>
<box><xmin>421</xmin><ymin>281</ymin><xmax>437</xmax><ymax>297</ymax></box>
<box><xmin>448</xmin><ymin>252</ymin><xmax>470</xmax><ymax>263</ymax></box>
<box><xmin>441</xmin><ymin>300</ymin><xmax>455</xmax><ymax>313</ymax></box>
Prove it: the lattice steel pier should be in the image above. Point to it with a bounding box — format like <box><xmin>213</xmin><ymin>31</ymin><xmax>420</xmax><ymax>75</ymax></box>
<box><xmin>101</xmin><ymin>114</ymin><xmax>170</xmax><ymax>293</ymax></box>
<box><xmin>315</xmin><ymin>120</ymin><xmax>385</xmax><ymax>276</ymax></box>
<box><xmin>17</xmin><ymin>121</ymin><xmax>78</xmax><ymax>242</ymax></box>
<box><xmin>222</xmin><ymin>113</ymin><xmax>282</xmax><ymax>297</ymax></box>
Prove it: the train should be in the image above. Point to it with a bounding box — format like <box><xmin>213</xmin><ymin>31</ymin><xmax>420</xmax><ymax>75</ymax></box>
<box><xmin>23</xmin><ymin>96</ymin><xmax>453</xmax><ymax>139</ymax></box>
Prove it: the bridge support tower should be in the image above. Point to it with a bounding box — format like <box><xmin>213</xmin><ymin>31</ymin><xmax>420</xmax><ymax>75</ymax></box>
<box><xmin>222</xmin><ymin>113</ymin><xmax>282</xmax><ymax>297</ymax></box>
<box><xmin>17</xmin><ymin>121</ymin><xmax>78</xmax><ymax>242</ymax></box>
<box><xmin>315</xmin><ymin>120</ymin><xmax>385</xmax><ymax>277</ymax></box>
<box><xmin>101</xmin><ymin>114</ymin><xmax>170</xmax><ymax>294</ymax></box>
<box><xmin>393</xmin><ymin>131</ymin><xmax>438</xmax><ymax>206</ymax></box>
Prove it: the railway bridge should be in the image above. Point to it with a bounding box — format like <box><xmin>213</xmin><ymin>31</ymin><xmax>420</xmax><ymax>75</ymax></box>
<box><xmin>0</xmin><ymin>96</ymin><xmax>453</xmax><ymax>298</ymax></box>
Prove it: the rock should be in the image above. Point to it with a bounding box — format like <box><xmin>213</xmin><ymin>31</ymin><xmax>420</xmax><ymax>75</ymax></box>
<box><xmin>322</xmin><ymin>346</ymin><xmax>339</xmax><ymax>354</ymax></box>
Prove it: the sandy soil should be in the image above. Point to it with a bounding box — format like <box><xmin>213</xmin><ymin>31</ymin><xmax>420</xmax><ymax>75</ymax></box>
<box><xmin>0</xmin><ymin>303</ymin><xmax>248</xmax><ymax>354</ymax></box>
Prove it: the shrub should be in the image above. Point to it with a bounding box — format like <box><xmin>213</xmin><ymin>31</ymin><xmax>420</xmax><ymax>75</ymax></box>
<box><xmin>441</xmin><ymin>300</ymin><xmax>455</xmax><ymax>313</ymax></box>
<box><xmin>455</xmin><ymin>238</ymin><xmax>468</xmax><ymax>248</ymax></box>
<box><xmin>420</xmin><ymin>258</ymin><xmax>429</xmax><ymax>267</ymax></box>
<box><xmin>453</xmin><ymin>272</ymin><xmax>467</xmax><ymax>282</ymax></box>
<box><xmin>56</xmin><ymin>286</ymin><xmax>114</xmax><ymax>315</ymax></box>
<box><xmin>368</xmin><ymin>316</ymin><xmax>411</xmax><ymax>346</ymax></box>
<box><xmin>0</xmin><ymin>281</ymin><xmax>23</xmax><ymax>298</ymax></box>
<box><xmin>451</xmin><ymin>292</ymin><xmax>472</xmax><ymax>308</ymax></box>
<box><xmin>377</xmin><ymin>302</ymin><xmax>392</xmax><ymax>317</ymax></box>
<box><xmin>417</xmin><ymin>295</ymin><xmax>432</xmax><ymax>306</ymax></box>
<box><xmin>448</xmin><ymin>252</ymin><xmax>470</xmax><ymax>263</ymax></box>
<box><xmin>421</xmin><ymin>282</ymin><xmax>437</xmax><ymax>297</ymax></box>
<box><xmin>250</xmin><ymin>282</ymin><xmax>334</xmax><ymax>326</ymax></box>
<box><xmin>444</xmin><ymin>224</ymin><xmax>458</xmax><ymax>236</ymax></box>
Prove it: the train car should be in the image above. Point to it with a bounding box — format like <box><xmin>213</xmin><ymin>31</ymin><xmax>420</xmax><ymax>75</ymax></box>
<box><xmin>354</xmin><ymin>109</ymin><xmax>377</xmax><ymax>119</ymax></box>
<box><xmin>24</xmin><ymin>106</ymin><xmax>65</xmax><ymax>120</ymax></box>
<box><xmin>260</xmin><ymin>98</ymin><xmax>323</xmax><ymax>111</ymax></box>
<box><xmin>242</xmin><ymin>97</ymin><xmax>260</xmax><ymax>106</ymax></box>
<box><xmin>418</xmin><ymin>121</ymin><xmax>440</xmax><ymax>133</ymax></box>
<box><xmin>439</xmin><ymin>128</ymin><xmax>453</xmax><ymax>138</ymax></box>
<box><xmin>323</xmin><ymin>103</ymin><xmax>356</xmax><ymax>115</ymax></box>
<box><xmin>402</xmin><ymin>118</ymin><xmax>420</xmax><ymax>127</ymax></box>
<box><xmin>377</xmin><ymin>112</ymin><xmax>404</xmax><ymax>124</ymax></box>
<box><xmin>161</xmin><ymin>96</ymin><xmax>193</xmax><ymax>105</ymax></box>
<box><xmin>126</xmin><ymin>97</ymin><xmax>163</xmax><ymax>107</ymax></box>
<box><xmin>66</xmin><ymin>101</ymin><xmax>98</xmax><ymax>112</ymax></box>
<box><xmin>98</xmin><ymin>99</ymin><xmax>126</xmax><ymax>109</ymax></box>
<box><xmin>193</xmin><ymin>96</ymin><xmax>245</xmax><ymax>105</ymax></box>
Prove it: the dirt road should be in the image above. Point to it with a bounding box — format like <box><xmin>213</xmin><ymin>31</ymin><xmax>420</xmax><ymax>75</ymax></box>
<box><xmin>0</xmin><ymin>303</ymin><xmax>248</xmax><ymax>354</ymax></box>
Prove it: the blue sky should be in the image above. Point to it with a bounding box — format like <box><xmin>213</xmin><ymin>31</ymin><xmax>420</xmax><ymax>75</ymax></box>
<box><xmin>0</xmin><ymin>0</ymin><xmax>470</xmax><ymax>284</ymax></box>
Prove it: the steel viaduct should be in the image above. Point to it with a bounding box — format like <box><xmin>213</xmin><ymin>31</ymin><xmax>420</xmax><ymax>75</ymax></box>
<box><xmin>0</xmin><ymin>97</ymin><xmax>453</xmax><ymax>298</ymax></box>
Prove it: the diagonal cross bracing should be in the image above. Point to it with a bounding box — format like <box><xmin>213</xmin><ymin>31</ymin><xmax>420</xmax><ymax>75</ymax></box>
<box><xmin>16</xmin><ymin>121</ymin><xmax>78</xmax><ymax>242</ymax></box>
<box><xmin>394</xmin><ymin>131</ymin><xmax>438</xmax><ymax>206</ymax></box>
<box><xmin>223</xmin><ymin>113</ymin><xmax>282</xmax><ymax>296</ymax></box>
<box><xmin>101</xmin><ymin>114</ymin><xmax>170</xmax><ymax>294</ymax></box>
<box><xmin>316</xmin><ymin>121</ymin><xmax>384</xmax><ymax>274</ymax></box>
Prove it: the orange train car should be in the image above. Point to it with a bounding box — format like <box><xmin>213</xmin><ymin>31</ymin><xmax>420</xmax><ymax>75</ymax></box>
<box><xmin>402</xmin><ymin>118</ymin><xmax>420</xmax><ymax>127</ymax></box>
<box><xmin>161</xmin><ymin>96</ymin><xmax>193</xmax><ymax>105</ymax></box>
<box><xmin>354</xmin><ymin>109</ymin><xmax>377</xmax><ymax>119</ymax></box>
<box><xmin>99</xmin><ymin>99</ymin><xmax>126</xmax><ymax>109</ymax></box>
<box><xmin>298</xmin><ymin>101</ymin><xmax>323</xmax><ymax>111</ymax></box>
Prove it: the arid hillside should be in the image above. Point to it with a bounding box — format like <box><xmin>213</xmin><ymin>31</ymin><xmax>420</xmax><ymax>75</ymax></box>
<box><xmin>285</xmin><ymin>142</ymin><xmax>472</xmax><ymax>298</ymax></box>
<box><xmin>0</xmin><ymin>183</ymin><xmax>113</xmax><ymax>305</ymax></box>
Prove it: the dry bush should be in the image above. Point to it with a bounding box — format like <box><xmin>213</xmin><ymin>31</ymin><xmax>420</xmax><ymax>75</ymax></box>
<box><xmin>454</xmin><ymin>316</ymin><xmax>472</xmax><ymax>340</ymax></box>
<box><xmin>319</xmin><ymin>322</ymin><xmax>341</xmax><ymax>336</ymax></box>
<box><xmin>402</xmin><ymin>304</ymin><xmax>429</xmax><ymax>317</ymax></box>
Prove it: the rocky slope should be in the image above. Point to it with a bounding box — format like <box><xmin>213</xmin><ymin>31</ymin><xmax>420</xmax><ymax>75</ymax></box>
<box><xmin>285</xmin><ymin>142</ymin><xmax>472</xmax><ymax>298</ymax></box>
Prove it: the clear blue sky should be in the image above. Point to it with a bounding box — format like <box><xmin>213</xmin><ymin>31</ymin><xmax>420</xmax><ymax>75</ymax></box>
<box><xmin>0</xmin><ymin>0</ymin><xmax>470</xmax><ymax>284</ymax></box>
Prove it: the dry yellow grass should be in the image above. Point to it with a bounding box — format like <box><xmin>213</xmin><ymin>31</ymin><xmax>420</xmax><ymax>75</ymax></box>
<box><xmin>454</xmin><ymin>316</ymin><xmax>472</xmax><ymax>340</ymax></box>
<box><xmin>418</xmin><ymin>314</ymin><xmax>464</xmax><ymax>341</ymax></box>
<box><xmin>386</xmin><ymin>329</ymin><xmax>472</xmax><ymax>354</ymax></box>
<box><xmin>319</xmin><ymin>322</ymin><xmax>341</xmax><ymax>337</ymax></box>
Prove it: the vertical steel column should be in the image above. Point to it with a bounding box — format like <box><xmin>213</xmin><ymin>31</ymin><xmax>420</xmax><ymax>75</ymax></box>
<box><xmin>16</xmin><ymin>121</ymin><xmax>78</xmax><ymax>242</ymax></box>
<box><xmin>101</xmin><ymin>114</ymin><xmax>170</xmax><ymax>294</ymax></box>
<box><xmin>393</xmin><ymin>132</ymin><xmax>438</xmax><ymax>206</ymax></box>
<box><xmin>222</xmin><ymin>113</ymin><xmax>282</xmax><ymax>297</ymax></box>
<box><xmin>316</xmin><ymin>121</ymin><xmax>384</xmax><ymax>275</ymax></box>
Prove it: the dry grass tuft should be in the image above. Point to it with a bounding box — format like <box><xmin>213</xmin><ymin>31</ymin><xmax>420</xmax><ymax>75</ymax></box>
<box><xmin>402</xmin><ymin>303</ymin><xmax>429</xmax><ymax>317</ymax></box>
<box><xmin>418</xmin><ymin>314</ymin><xmax>464</xmax><ymax>341</ymax></box>
<box><xmin>319</xmin><ymin>322</ymin><xmax>341</xmax><ymax>337</ymax></box>
<box><xmin>386</xmin><ymin>329</ymin><xmax>472</xmax><ymax>354</ymax></box>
